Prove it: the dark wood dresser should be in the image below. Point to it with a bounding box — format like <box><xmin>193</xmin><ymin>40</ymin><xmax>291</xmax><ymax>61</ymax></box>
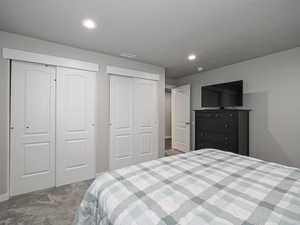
<box><xmin>195</xmin><ymin>110</ymin><xmax>250</xmax><ymax>156</ymax></box>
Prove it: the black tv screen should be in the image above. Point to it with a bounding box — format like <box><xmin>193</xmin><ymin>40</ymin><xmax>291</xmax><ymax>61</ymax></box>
<box><xmin>202</xmin><ymin>80</ymin><xmax>243</xmax><ymax>107</ymax></box>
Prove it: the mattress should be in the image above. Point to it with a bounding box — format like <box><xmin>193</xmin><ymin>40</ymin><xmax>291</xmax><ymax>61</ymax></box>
<box><xmin>73</xmin><ymin>149</ymin><xmax>300</xmax><ymax>225</ymax></box>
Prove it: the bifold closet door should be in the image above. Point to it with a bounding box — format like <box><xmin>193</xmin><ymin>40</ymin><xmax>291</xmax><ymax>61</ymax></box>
<box><xmin>134</xmin><ymin>78</ymin><xmax>158</xmax><ymax>164</ymax></box>
<box><xmin>110</xmin><ymin>75</ymin><xmax>158</xmax><ymax>170</ymax></box>
<box><xmin>56</xmin><ymin>67</ymin><xmax>96</xmax><ymax>186</ymax></box>
<box><xmin>110</xmin><ymin>76</ymin><xmax>135</xmax><ymax>169</ymax></box>
<box><xmin>10</xmin><ymin>61</ymin><xmax>56</xmax><ymax>196</ymax></box>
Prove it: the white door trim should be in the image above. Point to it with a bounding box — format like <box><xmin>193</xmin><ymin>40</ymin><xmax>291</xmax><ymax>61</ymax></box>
<box><xmin>106</xmin><ymin>66</ymin><xmax>160</xmax><ymax>81</ymax></box>
<box><xmin>2</xmin><ymin>48</ymin><xmax>99</xmax><ymax>72</ymax></box>
<box><xmin>6</xmin><ymin>58</ymin><xmax>10</xmax><ymax>201</ymax></box>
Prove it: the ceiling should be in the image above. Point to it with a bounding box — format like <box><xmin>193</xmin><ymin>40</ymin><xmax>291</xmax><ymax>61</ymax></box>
<box><xmin>0</xmin><ymin>0</ymin><xmax>299</xmax><ymax>78</ymax></box>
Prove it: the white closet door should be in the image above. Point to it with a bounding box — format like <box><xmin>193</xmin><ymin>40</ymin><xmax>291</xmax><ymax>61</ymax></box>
<box><xmin>110</xmin><ymin>76</ymin><xmax>135</xmax><ymax>169</ymax></box>
<box><xmin>56</xmin><ymin>67</ymin><xmax>95</xmax><ymax>186</ymax></box>
<box><xmin>134</xmin><ymin>79</ymin><xmax>158</xmax><ymax>164</ymax></box>
<box><xmin>10</xmin><ymin>61</ymin><xmax>56</xmax><ymax>196</ymax></box>
<box><xmin>172</xmin><ymin>85</ymin><xmax>191</xmax><ymax>152</ymax></box>
<box><xmin>110</xmin><ymin>76</ymin><xmax>159</xmax><ymax>170</ymax></box>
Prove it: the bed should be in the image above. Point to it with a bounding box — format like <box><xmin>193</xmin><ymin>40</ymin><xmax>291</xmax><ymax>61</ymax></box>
<box><xmin>73</xmin><ymin>149</ymin><xmax>300</xmax><ymax>225</ymax></box>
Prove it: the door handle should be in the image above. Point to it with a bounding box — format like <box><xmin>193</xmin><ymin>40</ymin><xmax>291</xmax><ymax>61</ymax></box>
<box><xmin>185</xmin><ymin>122</ymin><xmax>190</xmax><ymax>125</ymax></box>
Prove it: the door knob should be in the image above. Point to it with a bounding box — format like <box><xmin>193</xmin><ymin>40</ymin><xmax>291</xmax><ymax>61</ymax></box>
<box><xmin>185</xmin><ymin>122</ymin><xmax>190</xmax><ymax>125</ymax></box>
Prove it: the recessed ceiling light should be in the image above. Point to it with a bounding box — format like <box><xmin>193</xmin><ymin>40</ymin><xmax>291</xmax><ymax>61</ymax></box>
<box><xmin>120</xmin><ymin>53</ymin><xmax>137</xmax><ymax>58</ymax></box>
<box><xmin>188</xmin><ymin>54</ymin><xmax>196</xmax><ymax>61</ymax></box>
<box><xmin>197</xmin><ymin>67</ymin><xmax>204</xmax><ymax>72</ymax></box>
<box><xmin>82</xmin><ymin>19</ymin><xmax>97</xmax><ymax>29</ymax></box>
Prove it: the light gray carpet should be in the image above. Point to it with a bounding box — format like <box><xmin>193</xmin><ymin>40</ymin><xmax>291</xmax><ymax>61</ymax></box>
<box><xmin>165</xmin><ymin>149</ymin><xmax>184</xmax><ymax>156</ymax></box>
<box><xmin>0</xmin><ymin>179</ymin><xmax>93</xmax><ymax>225</ymax></box>
<box><xmin>165</xmin><ymin>138</ymin><xmax>172</xmax><ymax>150</ymax></box>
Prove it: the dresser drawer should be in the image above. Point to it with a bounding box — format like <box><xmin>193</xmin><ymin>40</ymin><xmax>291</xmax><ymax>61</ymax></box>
<box><xmin>196</xmin><ymin>132</ymin><xmax>237</xmax><ymax>148</ymax></box>
<box><xmin>197</xmin><ymin>131</ymin><xmax>236</xmax><ymax>141</ymax></box>
<box><xmin>196</xmin><ymin>118</ymin><xmax>237</xmax><ymax>133</ymax></box>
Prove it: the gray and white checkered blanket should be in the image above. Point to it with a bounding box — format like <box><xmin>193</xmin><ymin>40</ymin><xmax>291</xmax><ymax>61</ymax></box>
<box><xmin>73</xmin><ymin>149</ymin><xmax>300</xmax><ymax>225</ymax></box>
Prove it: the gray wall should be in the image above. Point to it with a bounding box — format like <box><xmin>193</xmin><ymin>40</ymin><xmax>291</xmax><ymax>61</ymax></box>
<box><xmin>176</xmin><ymin>47</ymin><xmax>300</xmax><ymax>168</ymax></box>
<box><xmin>165</xmin><ymin>90</ymin><xmax>172</xmax><ymax>138</ymax></box>
<box><xmin>0</xmin><ymin>31</ymin><xmax>165</xmax><ymax>196</ymax></box>
<box><xmin>166</xmin><ymin>77</ymin><xmax>176</xmax><ymax>86</ymax></box>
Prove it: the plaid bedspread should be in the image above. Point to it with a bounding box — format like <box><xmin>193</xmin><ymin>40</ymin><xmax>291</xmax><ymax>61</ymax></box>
<box><xmin>73</xmin><ymin>149</ymin><xmax>300</xmax><ymax>225</ymax></box>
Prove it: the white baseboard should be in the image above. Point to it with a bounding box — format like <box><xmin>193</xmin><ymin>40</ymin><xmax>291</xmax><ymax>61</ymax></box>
<box><xmin>95</xmin><ymin>172</ymin><xmax>106</xmax><ymax>177</ymax></box>
<box><xmin>159</xmin><ymin>152</ymin><xmax>165</xmax><ymax>158</ymax></box>
<box><xmin>0</xmin><ymin>192</ymin><xmax>9</xmax><ymax>202</ymax></box>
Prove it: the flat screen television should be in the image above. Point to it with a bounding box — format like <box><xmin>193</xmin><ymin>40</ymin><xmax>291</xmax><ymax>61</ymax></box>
<box><xmin>201</xmin><ymin>80</ymin><xmax>243</xmax><ymax>108</ymax></box>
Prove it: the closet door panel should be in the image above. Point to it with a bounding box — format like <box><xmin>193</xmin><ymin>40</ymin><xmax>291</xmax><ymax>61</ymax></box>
<box><xmin>134</xmin><ymin>79</ymin><xmax>159</xmax><ymax>164</ymax></box>
<box><xmin>10</xmin><ymin>61</ymin><xmax>56</xmax><ymax>196</ymax></box>
<box><xmin>110</xmin><ymin>76</ymin><xmax>134</xmax><ymax>170</ymax></box>
<box><xmin>25</xmin><ymin>71</ymin><xmax>51</xmax><ymax>133</ymax></box>
<box><xmin>56</xmin><ymin>67</ymin><xmax>95</xmax><ymax>186</ymax></box>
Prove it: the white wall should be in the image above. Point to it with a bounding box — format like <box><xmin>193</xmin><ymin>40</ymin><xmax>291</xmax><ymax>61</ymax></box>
<box><xmin>176</xmin><ymin>47</ymin><xmax>300</xmax><ymax>168</ymax></box>
<box><xmin>0</xmin><ymin>31</ymin><xmax>165</xmax><ymax>196</ymax></box>
<box><xmin>165</xmin><ymin>90</ymin><xmax>172</xmax><ymax>138</ymax></box>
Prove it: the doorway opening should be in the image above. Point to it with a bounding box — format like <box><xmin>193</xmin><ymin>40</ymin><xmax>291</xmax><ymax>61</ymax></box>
<box><xmin>165</xmin><ymin>87</ymin><xmax>173</xmax><ymax>155</ymax></box>
<box><xmin>164</xmin><ymin>84</ymin><xmax>190</xmax><ymax>156</ymax></box>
